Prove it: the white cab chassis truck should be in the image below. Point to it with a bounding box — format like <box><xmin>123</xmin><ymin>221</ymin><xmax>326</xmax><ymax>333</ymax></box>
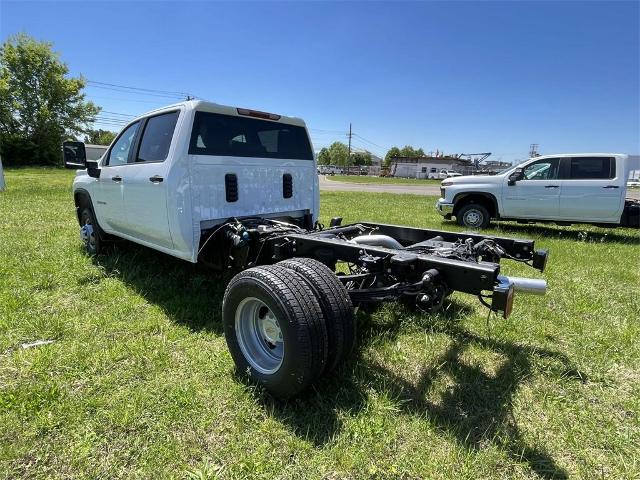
<box><xmin>65</xmin><ymin>100</ymin><xmax>549</xmax><ymax>398</ymax></box>
<box><xmin>436</xmin><ymin>154</ymin><xmax>640</xmax><ymax>229</ymax></box>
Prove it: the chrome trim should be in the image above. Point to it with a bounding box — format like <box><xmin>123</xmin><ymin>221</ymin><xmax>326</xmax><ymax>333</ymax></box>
<box><xmin>436</xmin><ymin>200</ymin><xmax>455</xmax><ymax>216</ymax></box>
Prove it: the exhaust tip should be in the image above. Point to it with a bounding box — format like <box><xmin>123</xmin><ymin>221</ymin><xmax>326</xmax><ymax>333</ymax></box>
<box><xmin>498</xmin><ymin>275</ymin><xmax>547</xmax><ymax>296</ymax></box>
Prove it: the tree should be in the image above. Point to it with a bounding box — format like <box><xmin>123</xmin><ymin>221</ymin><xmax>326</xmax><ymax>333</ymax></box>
<box><xmin>400</xmin><ymin>145</ymin><xmax>425</xmax><ymax>158</ymax></box>
<box><xmin>328</xmin><ymin>141</ymin><xmax>349</xmax><ymax>166</ymax></box>
<box><xmin>317</xmin><ymin>147</ymin><xmax>331</xmax><ymax>165</ymax></box>
<box><xmin>84</xmin><ymin>129</ymin><xmax>117</xmax><ymax>146</ymax></box>
<box><xmin>351</xmin><ymin>150</ymin><xmax>372</xmax><ymax>166</ymax></box>
<box><xmin>384</xmin><ymin>146</ymin><xmax>401</xmax><ymax>166</ymax></box>
<box><xmin>0</xmin><ymin>34</ymin><xmax>99</xmax><ymax>165</ymax></box>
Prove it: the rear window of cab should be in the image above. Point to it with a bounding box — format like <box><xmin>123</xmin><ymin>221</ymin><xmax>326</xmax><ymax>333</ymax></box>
<box><xmin>188</xmin><ymin>111</ymin><xmax>313</xmax><ymax>160</ymax></box>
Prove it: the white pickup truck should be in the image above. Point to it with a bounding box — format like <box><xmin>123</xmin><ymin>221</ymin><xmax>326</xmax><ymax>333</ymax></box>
<box><xmin>63</xmin><ymin>100</ymin><xmax>549</xmax><ymax>397</ymax></box>
<box><xmin>436</xmin><ymin>153</ymin><xmax>640</xmax><ymax>229</ymax></box>
<box><xmin>438</xmin><ymin>169</ymin><xmax>462</xmax><ymax>180</ymax></box>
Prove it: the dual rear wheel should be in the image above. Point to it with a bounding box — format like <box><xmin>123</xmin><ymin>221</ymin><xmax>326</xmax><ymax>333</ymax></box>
<box><xmin>222</xmin><ymin>258</ymin><xmax>355</xmax><ymax>398</ymax></box>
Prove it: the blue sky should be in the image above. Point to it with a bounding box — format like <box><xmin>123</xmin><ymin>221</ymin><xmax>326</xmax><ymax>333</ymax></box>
<box><xmin>1</xmin><ymin>1</ymin><xmax>638</xmax><ymax>162</ymax></box>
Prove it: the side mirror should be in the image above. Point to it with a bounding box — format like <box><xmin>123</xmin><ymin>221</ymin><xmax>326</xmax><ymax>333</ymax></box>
<box><xmin>62</xmin><ymin>141</ymin><xmax>87</xmax><ymax>169</ymax></box>
<box><xmin>508</xmin><ymin>168</ymin><xmax>523</xmax><ymax>186</ymax></box>
<box><xmin>86</xmin><ymin>160</ymin><xmax>101</xmax><ymax>179</ymax></box>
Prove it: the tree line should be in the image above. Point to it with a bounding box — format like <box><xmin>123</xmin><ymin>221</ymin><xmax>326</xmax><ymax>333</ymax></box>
<box><xmin>316</xmin><ymin>142</ymin><xmax>373</xmax><ymax>167</ymax></box>
<box><xmin>0</xmin><ymin>34</ymin><xmax>114</xmax><ymax>166</ymax></box>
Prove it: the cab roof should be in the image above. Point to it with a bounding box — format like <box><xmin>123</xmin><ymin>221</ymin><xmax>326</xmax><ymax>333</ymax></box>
<box><xmin>131</xmin><ymin>100</ymin><xmax>307</xmax><ymax>127</ymax></box>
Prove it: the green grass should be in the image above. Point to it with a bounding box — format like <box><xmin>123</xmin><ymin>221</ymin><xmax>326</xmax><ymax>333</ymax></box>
<box><xmin>326</xmin><ymin>175</ymin><xmax>441</xmax><ymax>185</ymax></box>
<box><xmin>1</xmin><ymin>168</ymin><xmax>639</xmax><ymax>479</ymax></box>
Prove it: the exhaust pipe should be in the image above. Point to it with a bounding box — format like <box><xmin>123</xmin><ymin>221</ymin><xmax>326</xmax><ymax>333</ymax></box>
<box><xmin>351</xmin><ymin>234</ymin><xmax>404</xmax><ymax>250</ymax></box>
<box><xmin>498</xmin><ymin>275</ymin><xmax>547</xmax><ymax>295</ymax></box>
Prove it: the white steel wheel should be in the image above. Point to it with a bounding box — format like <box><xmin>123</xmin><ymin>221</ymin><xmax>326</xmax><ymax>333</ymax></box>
<box><xmin>457</xmin><ymin>203</ymin><xmax>490</xmax><ymax>229</ymax></box>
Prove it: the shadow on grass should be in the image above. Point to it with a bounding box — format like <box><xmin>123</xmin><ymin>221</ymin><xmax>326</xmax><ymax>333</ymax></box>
<box><xmin>92</xmin><ymin>241</ymin><xmax>230</xmax><ymax>334</ymax></box>
<box><xmin>92</xmin><ymin>242</ymin><xmax>580</xmax><ymax>477</ymax></box>
<box><xmin>258</xmin><ymin>301</ymin><xmax>583</xmax><ymax>479</ymax></box>
<box><xmin>490</xmin><ymin>222</ymin><xmax>639</xmax><ymax>244</ymax></box>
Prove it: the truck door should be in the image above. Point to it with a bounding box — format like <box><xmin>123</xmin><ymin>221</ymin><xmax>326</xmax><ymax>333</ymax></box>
<box><xmin>501</xmin><ymin>157</ymin><xmax>562</xmax><ymax>219</ymax></box>
<box><xmin>558</xmin><ymin>156</ymin><xmax>623</xmax><ymax>222</ymax></box>
<box><xmin>95</xmin><ymin>121</ymin><xmax>141</xmax><ymax>232</ymax></box>
<box><xmin>120</xmin><ymin>110</ymin><xmax>180</xmax><ymax>249</ymax></box>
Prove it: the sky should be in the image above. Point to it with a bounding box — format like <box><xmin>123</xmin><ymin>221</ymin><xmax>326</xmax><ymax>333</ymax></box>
<box><xmin>1</xmin><ymin>0</ymin><xmax>639</xmax><ymax>163</ymax></box>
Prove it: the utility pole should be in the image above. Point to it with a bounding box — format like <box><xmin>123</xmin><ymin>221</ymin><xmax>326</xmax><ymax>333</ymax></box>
<box><xmin>347</xmin><ymin>123</ymin><xmax>352</xmax><ymax>165</ymax></box>
<box><xmin>529</xmin><ymin>143</ymin><xmax>539</xmax><ymax>158</ymax></box>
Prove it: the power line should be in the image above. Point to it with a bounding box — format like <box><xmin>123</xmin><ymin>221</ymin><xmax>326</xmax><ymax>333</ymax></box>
<box><xmin>87</xmin><ymin>94</ymin><xmax>171</xmax><ymax>105</ymax></box>
<box><xmin>308</xmin><ymin>128</ymin><xmax>347</xmax><ymax>134</ymax></box>
<box><xmin>87</xmin><ymin>80</ymin><xmax>192</xmax><ymax>98</ymax></box>
<box><xmin>87</xmin><ymin>84</ymin><xmax>187</xmax><ymax>100</ymax></box>
<box><xmin>101</xmin><ymin>110</ymin><xmax>135</xmax><ymax>117</ymax></box>
<box><xmin>95</xmin><ymin>116</ymin><xmax>128</xmax><ymax>124</ymax></box>
<box><xmin>352</xmin><ymin>133</ymin><xmax>387</xmax><ymax>150</ymax></box>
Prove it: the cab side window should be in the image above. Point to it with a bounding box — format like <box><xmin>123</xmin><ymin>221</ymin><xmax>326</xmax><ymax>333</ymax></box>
<box><xmin>569</xmin><ymin>157</ymin><xmax>615</xmax><ymax>179</ymax></box>
<box><xmin>522</xmin><ymin>158</ymin><xmax>560</xmax><ymax>180</ymax></box>
<box><xmin>106</xmin><ymin>122</ymin><xmax>140</xmax><ymax>166</ymax></box>
<box><xmin>136</xmin><ymin>111</ymin><xmax>180</xmax><ymax>163</ymax></box>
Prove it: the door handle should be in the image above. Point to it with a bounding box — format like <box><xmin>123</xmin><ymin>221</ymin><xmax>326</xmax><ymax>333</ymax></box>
<box><xmin>111</xmin><ymin>176</ymin><xmax>122</xmax><ymax>182</ymax></box>
<box><xmin>149</xmin><ymin>175</ymin><xmax>164</xmax><ymax>183</ymax></box>
<box><xmin>544</xmin><ymin>185</ymin><xmax>559</xmax><ymax>188</ymax></box>
<box><xmin>602</xmin><ymin>185</ymin><xmax>619</xmax><ymax>189</ymax></box>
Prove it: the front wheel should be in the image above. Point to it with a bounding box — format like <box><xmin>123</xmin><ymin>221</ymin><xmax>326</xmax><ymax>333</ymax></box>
<box><xmin>456</xmin><ymin>203</ymin><xmax>490</xmax><ymax>229</ymax></box>
<box><xmin>79</xmin><ymin>207</ymin><xmax>103</xmax><ymax>255</ymax></box>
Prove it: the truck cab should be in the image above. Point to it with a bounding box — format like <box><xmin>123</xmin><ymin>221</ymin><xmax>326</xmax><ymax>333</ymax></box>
<box><xmin>66</xmin><ymin>100</ymin><xmax>319</xmax><ymax>262</ymax></box>
<box><xmin>436</xmin><ymin>153</ymin><xmax>639</xmax><ymax>229</ymax></box>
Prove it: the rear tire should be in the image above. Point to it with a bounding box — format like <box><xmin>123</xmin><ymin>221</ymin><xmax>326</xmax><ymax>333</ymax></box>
<box><xmin>222</xmin><ymin>265</ymin><xmax>328</xmax><ymax>398</ymax></box>
<box><xmin>456</xmin><ymin>203</ymin><xmax>490</xmax><ymax>229</ymax></box>
<box><xmin>278</xmin><ymin>257</ymin><xmax>356</xmax><ymax>373</ymax></box>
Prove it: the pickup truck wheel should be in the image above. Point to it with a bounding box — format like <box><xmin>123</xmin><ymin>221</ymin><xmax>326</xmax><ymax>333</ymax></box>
<box><xmin>222</xmin><ymin>265</ymin><xmax>328</xmax><ymax>398</ymax></box>
<box><xmin>457</xmin><ymin>204</ymin><xmax>490</xmax><ymax>229</ymax></box>
<box><xmin>79</xmin><ymin>207</ymin><xmax>102</xmax><ymax>255</ymax></box>
<box><xmin>278</xmin><ymin>257</ymin><xmax>356</xmax><ymax>373</ymax></box>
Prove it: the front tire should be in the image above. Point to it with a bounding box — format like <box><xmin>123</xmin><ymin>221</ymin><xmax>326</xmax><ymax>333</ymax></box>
<box><xmin>456</xmin><ymin>203</ymin><xmax>490</xmax><ymax>229</ymax></box>
<box><xmin>79</xmin><ymin>207</ymin><xmax>103</xmax><ymax>255</ymax></box>
<box><xmin>222</xmin><ymin>265</ymin><xmax>328</xmax><ymax>398</ymax></box>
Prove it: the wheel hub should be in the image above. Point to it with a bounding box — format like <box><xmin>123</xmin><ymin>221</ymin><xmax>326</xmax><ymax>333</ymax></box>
<box><xmin>259</xmin><ymin>309</ymin><xmax>282</xmax><ymax>346</ymax></box>
<box><xmin>464</xmin><ymin>210</ymin><xmax>481</xmax><ymax>226</ymax></box>
<box><xmin>80</xmin><ymin>223</ymin><xmax>94</xmax><ymax>246</ymax></box>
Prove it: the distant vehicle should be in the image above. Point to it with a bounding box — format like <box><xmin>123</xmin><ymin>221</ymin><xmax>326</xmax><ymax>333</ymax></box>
<box><xmin>318</xmin><ymin>165</ymin><xmax>343</xmax><ymax>175</ymax></box>
<box><xmin>436</xmin><ymin>153</ymin><xmax>640</xmax><ymax>229</ymax></box>
<box><xmin>438</xmin><ymin>169</ymin><xmax>462</xmax><ymax>179</ymax></box>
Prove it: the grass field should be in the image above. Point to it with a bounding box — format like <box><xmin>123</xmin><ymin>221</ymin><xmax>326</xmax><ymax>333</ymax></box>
<box><xmin>326</xmin><ymin>175</ymin><xmax>441</xmax><ymax>185</ymax></box>
<box><xmin>1</xmin><ymin>168</ymin><xmax>639</xmax><ymax>479</ymax></box>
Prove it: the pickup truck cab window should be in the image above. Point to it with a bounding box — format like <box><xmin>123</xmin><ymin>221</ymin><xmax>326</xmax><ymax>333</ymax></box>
<box><xmin>522</xmin><ymin>158</ymin><xmax>560</xmax><ymax>180</ymax></box>
<box><xmin>189</xmin><ymin>111</ymin><xmax>313</xmax><ymax>160</ymax></box>
<box><xmin>568</xmin><ymin>156</ymin><xmax>615</xmax><ymax>179</ymax></box>
<box><xmin>105</xmin><ymin>121</ymin><xmax>140</xmax><ymax>166</ymax></box>
<box><xmin>136</xmin><ymin>111</ymin><xmax>179</xmax><ymax>163</ymax></box>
